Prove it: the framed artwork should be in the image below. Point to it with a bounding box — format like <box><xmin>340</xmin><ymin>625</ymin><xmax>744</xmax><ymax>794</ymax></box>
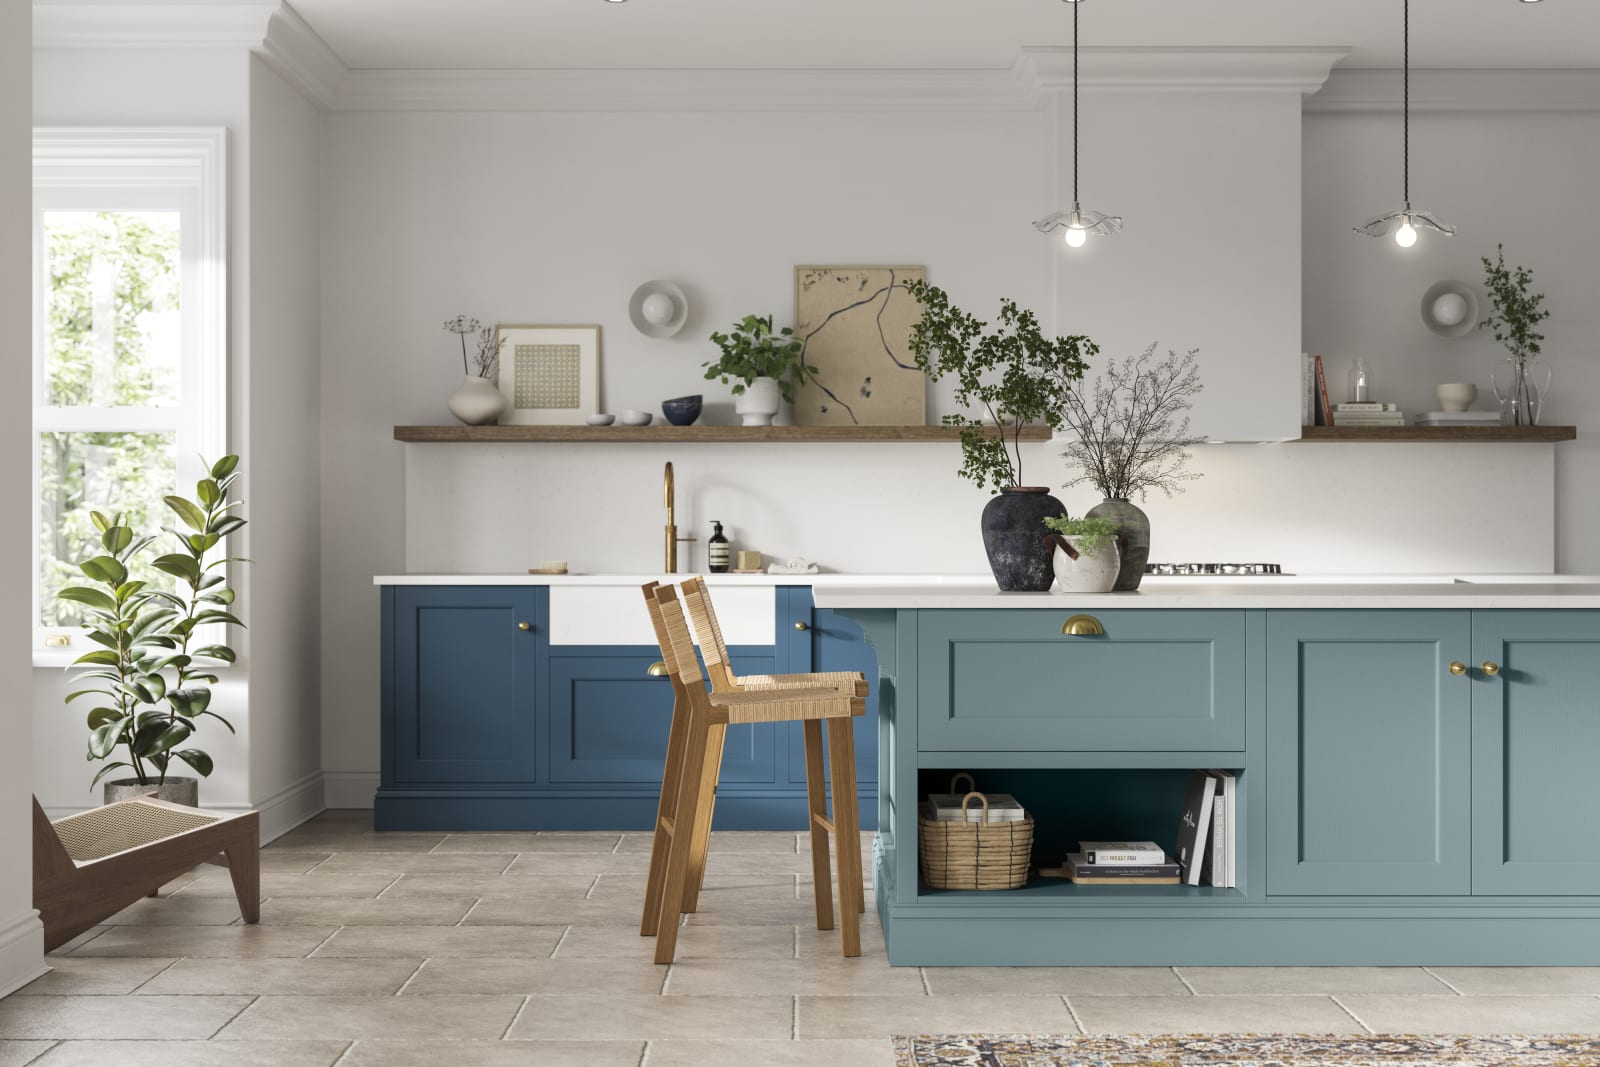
<box><xmin>792</xmin><ymin>265</ymin><xmax>926</xmax><ymax>427</ymax></box>
<box><xmin>495</xmin><ymin>324</ymin><xmax>601</xmax><ymax>424</ymax></box>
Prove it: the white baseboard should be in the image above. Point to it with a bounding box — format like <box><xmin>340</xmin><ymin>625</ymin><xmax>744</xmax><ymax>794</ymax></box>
<box><xmin>252</xmin><ymin>771</ymin><xmax>326</xmax><ymax>844</ymax></box>
<box><xmin>0</xmin><ymin>910</ymin><xmax>46</xmax><ymax>1000</ymax></box>
<box><xmin>323</xmin><ymin>772</ymin><xmax>379</xmax><ymax>810</ymax></box>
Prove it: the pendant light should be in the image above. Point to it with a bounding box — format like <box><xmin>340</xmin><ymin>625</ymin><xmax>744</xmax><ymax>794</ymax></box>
<box><xmin>1034</xmin><ymin>0</ymin><xmax>1121</xmax><ymax>248</ymax></box>
<box><xmin>1354</xmin><ymin>0</ymin><xmax>1456</xmax><ymax>246</ymax></box>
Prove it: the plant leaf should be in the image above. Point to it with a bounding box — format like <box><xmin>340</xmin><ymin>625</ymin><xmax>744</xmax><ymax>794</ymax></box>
<box><xmin>70</xmin><ymin>649</ymin><xmax>120</xmax><ymax>667</ymax></box>
<box><xmin>210</xmin><ymin>455</ymin><xmax>239</xmax><ymax>479</ymax></box>
<box><xmin>196</xmin><ymin>479</ymin><xmax>220</xmax><ymax>508</ymax></box>
<box><xmin>90</xmin><ymin>761</ymin><xmax>133</xmax><ymax>788</ymax></box>
<box><xmin>86</xmin><ymin>706</ymin><xmax>122</xmax><ymax>729</ymax></box>
<box><xmin>89</xmin><ymin>720</ymin><xmax>128</xmax><ymax>759</ymax></box>
<box><xmin>151</xmin><ymin>554</ymin><xmax>202</xmax><ymax>583</ymax></box>
<box><xmin>58</xmin><ymin>586</ymin><xmax>118</xmax><ymax>613</ymax></box>
<box><xmin>173</xmin><ymin>749</ymin><xmax>214</xmax><ymax>777</ymax></box>
<box><xmin>164</xmin><ymin>496</ymin><xmax>208</xmax><ymax>532</ymax></box>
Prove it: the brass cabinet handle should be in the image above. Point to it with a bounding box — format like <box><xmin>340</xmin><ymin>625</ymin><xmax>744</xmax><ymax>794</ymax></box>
<box><xmin>794</xmin><ymin>621</ymin><xmax>809</xmax><ymax>632</ymax></box>
<box><xmin>517</xmin><ymin>621</ymin><xmax>531</xmax><ymax>631</ymax></box>
<box><xmin>1482</xmin><ymin>661</ymin><xmax>1501</xmax><ymax>677</ymax></box>
<box><xmin>1061</xmin><ymin>614</ymin><xmax>1105</xmax><ymax>637</ymax></box>
<box><xmin>647</xmin><ymin>661</ymin><xmax>669</xmax><ymax>677</ymax></box>
<box><xmin>1449</xmin><ymin>661</ymin><xmax>1468</xmax><ymax>676</ymax></box>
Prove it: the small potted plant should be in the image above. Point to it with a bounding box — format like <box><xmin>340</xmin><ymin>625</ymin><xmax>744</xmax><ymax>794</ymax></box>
<box><xmin>904</xmin><ymin>280</ymin><xmax>1095</xmax><ymax>592</ymax></box>
<box><xmin>58</xmin><ymin>456</ymin><xmax>247</xmax><ymax>805</ymax></box>
<box><xmin>1042</xmin><ymin>515</ymin><xmax>1123</xmax><ymax>594</ymax></box>
<box><xmin>703</xmin><ymin>314</ymin><xmax>817</xmax><ymax>426</ymax></box>
<box><xmin>445</xmin><ymin>316</ymin><xmax>508</xmax><ymax>426</ymax></box>
<box><xmin>1479</xmin><ymin>245</ymin><xmax>1552</xmax><ymax>426</ymax></box>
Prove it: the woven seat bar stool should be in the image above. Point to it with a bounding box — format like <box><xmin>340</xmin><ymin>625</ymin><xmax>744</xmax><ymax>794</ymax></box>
<box><xmin>639</xmin><ymin>581</ymin><xmax>866</xmax><ymax>963</ymax></box>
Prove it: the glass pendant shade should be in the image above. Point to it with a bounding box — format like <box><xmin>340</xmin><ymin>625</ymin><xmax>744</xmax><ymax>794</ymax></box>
<box><xmin>1033</xmin><ymin>0</ymin><xmax>1119</xmax><ymax>248</ymax></box>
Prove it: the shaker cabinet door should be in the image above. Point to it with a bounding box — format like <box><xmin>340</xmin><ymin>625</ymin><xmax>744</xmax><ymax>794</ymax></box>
<box><xmin>1265</xmin><ymin>610</ymin><xmax>1472</xmax><ymax>896</ymax></box>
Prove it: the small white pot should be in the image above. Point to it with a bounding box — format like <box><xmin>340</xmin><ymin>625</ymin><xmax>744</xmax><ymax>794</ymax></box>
<box><xmin>448</xmin><ymin>375</ymin><xmax>507</xmax><ymax>426</ymax></box>
<box><xmin>735</xmin><ymin>376</ymin><xmax>782</xmax><ymax>426</ymax></box>
<box><xmin>1051</xmin><ymin>536</ymin><xmax>1121</xmax><ymax>594</ymax></box>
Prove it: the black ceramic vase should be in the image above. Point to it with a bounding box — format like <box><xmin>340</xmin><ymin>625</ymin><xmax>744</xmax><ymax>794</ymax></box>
<box><xmin>981</xmin><ymin>487</ymin><xmax>1067</xmax><ymax>592</ymax></box>
<box><xmin>1086</xmin><ymin>496</ymin><xmax>1150</xmax><ymax>591</ymax></box>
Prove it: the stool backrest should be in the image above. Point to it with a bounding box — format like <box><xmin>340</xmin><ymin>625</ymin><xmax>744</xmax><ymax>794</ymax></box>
<box><xmin>650</xmin><ymin>583</ymin><xmax>704</xmax><ymax>688</ymax></box>
<box><xmin>680</xmin><ymin>577</ymin><xmax>738</xmax><ymax>691</ymax></box>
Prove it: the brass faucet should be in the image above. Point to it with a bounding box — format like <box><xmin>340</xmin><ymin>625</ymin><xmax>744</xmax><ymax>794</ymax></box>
<box><xmin>663</xmin><ymin>462</ymin><xmax>696</xmax><ymax>573</ymax></box>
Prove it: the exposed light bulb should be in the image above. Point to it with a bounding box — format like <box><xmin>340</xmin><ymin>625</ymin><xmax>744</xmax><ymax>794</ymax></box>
<box><xmin>1065</xmin><ymin>225</ymin><xmax>1088</xmax><ymax>248</ymax></box>
<box><xmin>1395</xmin><ymin>219</ymin><xmax>1418</xmax><ymax>248</ymax></box>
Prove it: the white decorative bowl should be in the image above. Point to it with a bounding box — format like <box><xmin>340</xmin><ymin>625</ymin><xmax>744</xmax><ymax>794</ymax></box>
<box><xmin>585</xmin><ymin>413</ymin><xmax>616</xmax><ymax>426</ymax></box>
<box><xmin>620</xmin><ymin>410</ymin><xmax>653</xmax><ymax>426</ymax></box>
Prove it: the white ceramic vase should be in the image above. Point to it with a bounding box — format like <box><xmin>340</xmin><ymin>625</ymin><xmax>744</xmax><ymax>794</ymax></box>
<box><xmin>735</xmin><ymin>376</ymin><xmax>782</xmax><ymax>426</ymax></box>
<box><xmin>1051</xmin><ymin>536</ymin><xmax>1122</xmax><ymax>594</ymax></box>
<box><xmin>448</xmin><ymin>375</ymin><xmax>507</xmax><ymax>426</ymax></box>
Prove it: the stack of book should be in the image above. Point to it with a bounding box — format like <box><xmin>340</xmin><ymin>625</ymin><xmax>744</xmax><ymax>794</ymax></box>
<box><xmin>1060</xmin><ymin>842</ymin><xmax>1181</xmax><ymax>885</ymax></box>
<box><xmin>1177</xmin><ymin>769</ymin><xmax>1237</xmax><ymax>887</ymax></box>
<box><xmin>1333</xmin><ymin>402</ymin><xmax>1406</xmax><ymax>427</ymax></box>
<box><xmin>1414</xmin><ymin>411</ymin><xmax>1501</xmax><ymax>428</ymax></box>
<box><xmin>923</xmin><ymin>791</ymin><xmax>1027</xmax><ymax>822</ymax></box>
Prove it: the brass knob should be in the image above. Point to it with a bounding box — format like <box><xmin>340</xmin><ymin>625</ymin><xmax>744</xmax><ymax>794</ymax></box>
<box><xmin>1482</xmin><ymin>661</ymin><xmax>1501</xmax><ymax>677</ymax></box>
<box><xmin>647</xmin><ymin>661</ymin><xmax>669</xmax><ymax>677</ymax></box>
<box><xmin>517</xmin><ymin>621</ymin><xmax>531</xmax><ymax>631</ymax></box>
<box><xmin>1061</xmin><ymin>614</ymin><xmax>1105</xmax><ymax>637</ymax></box>
<box><xmin>794</xmin><ymin>621</ymin><xmax>809</xmax><ymax>632</ymax></box>
<box><xmin>1449</xmin><ymin>661</ymin><xmax>1468</xmax><ymax>676</ymax></box>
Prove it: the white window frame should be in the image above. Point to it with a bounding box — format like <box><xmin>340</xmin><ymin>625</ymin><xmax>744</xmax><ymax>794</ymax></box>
<box><xmin>32</xmin><ymin>128</ymin><xmax>228</xmax><ymax>667</ymax></box>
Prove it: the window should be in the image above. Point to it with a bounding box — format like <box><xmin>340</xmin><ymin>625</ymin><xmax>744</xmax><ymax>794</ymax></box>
<box><xmin>32</xmin><ymin>130</ymin><xmax>227</xmax><ymax>661</ymax></box>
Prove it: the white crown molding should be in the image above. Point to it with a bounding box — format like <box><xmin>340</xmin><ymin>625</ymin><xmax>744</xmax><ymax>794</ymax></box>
<box><xmin>1308</xmin><ymin>69</ymin><xmax>1600</xmax><ymax>113</ymax></box>
<box><xmin>256</xmin><ymin>3</ymin><xmax>345</xmax><ymax>108</ymax></box>
<box><xmin>33</xmin><ymin>2</ymin><xmax>278</xmax><ymax>49</ymax></box>
<box><xmin>1018</xmin><ymin>46</ymin><xmax>1350</xmax><ymax>96</ymax></box>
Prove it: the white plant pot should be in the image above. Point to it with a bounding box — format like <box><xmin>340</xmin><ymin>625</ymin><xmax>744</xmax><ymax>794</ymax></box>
<box><xmin>1051</xmin><ymin>536</ymin><xmax>1122</xmax><ymax>594</ymax></box>
<box><xmin>448</xmin><ymin>375</ymin><xmax>507</xmax><ymax>426</ymax></box>
<box><xmin>735</xmin><ymin>376</ymin><xmax>782</xmax><ymax>426</ymax></box>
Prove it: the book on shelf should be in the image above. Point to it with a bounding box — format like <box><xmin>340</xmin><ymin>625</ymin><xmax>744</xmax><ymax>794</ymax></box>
<box><xmin>1336</xmin><ymin>402</ymin><xmax>1402</xmax><ymax>412</ymax></box>
<box><xmin>1414</xmin><ymin>411</ymin><xmax>1501</xmax><ymax>425</ymax></box>
<box><xmin>1082</xmin><ymin>841</ymin><xmax>1166</xmax><ymax>865</ymax></box>
<box><xmin>1205</xmin><ymin>769</ymin><xmax>1237</xmax><ymax>888</ymax></box>
<box><xmin>923</xmin><ymin>793</ymin><xmax>1027</xmax><ymax>822</ymax></box>
<box><xmin>1313</xmin><ymin>356</ymin><xmax>1332</xmax><ymax>427</ymax></box>
<box><xmin>1334</xmin><ymin>413</ymin><xmax>1407</xmax><ymax>426</ymax></box>
<box><xmin>1176</xmin><ymin>770</ymin><xmax>1216</xmax><ymax>886</ymax></box>
<box><xmin>1062</xmin><ymin>852</ymin><xmax>1182</xmax><ymax>884</ymax></box>
<box><xmin>1301</xmin><ymin>354</ymin><xmax>1314</xmax><ymax>427</ymax></box>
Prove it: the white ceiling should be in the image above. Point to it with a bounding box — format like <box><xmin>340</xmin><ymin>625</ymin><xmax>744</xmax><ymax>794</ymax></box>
<box><xmin>286</xmin><ymin>0</ymin><xmax>1597</xmax><ymax>72</ymax></box>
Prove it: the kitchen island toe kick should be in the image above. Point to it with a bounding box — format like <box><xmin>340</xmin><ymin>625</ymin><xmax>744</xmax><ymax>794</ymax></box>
<box><xmin>816</xmin><ymin>586</ymin><xmax>1600</xmax><ymax>967</ymax></box>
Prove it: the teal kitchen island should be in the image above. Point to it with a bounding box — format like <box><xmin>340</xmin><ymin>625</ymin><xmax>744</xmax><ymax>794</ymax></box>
<box><xmin>813</xmin><ymin>581</ymin><xmax>1600</xmax><ymax>966</ymax></box>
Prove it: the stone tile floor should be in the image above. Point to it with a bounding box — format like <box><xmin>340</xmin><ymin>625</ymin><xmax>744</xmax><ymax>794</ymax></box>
<box><xmin>3</xmin><ymin>811</ymin><xmax>1600</xmax><ymax>1065</ymax></box>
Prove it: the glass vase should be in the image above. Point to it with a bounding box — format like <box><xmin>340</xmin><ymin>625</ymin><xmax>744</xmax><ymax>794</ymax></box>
<box><xmin>1491</xmin><ymin>358</ymin><xmax>1553</xmax><ymax>427</ymax></box>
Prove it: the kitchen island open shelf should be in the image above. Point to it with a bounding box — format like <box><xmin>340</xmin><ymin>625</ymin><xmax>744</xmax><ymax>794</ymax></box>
<box><xmin>394</xmin><ymin>424</ymin><xmax>1054</xmax><ymax>443</ymax></box>
<box><xmin>1297</xmin><ymin>425</ymin><xmax>1575</xmax><ymax>443</ymax></box>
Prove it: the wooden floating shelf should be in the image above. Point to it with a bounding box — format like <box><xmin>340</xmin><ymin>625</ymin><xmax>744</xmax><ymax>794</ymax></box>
<box><xmin>394</xmin><ymin>425</ymin><xmax>1055</xmax><ymax>443</ymax></box>
<box><xmin>1297</xmin><ymin>425</ymin><xmax>1577</xmax><ymax>443</ymax></box>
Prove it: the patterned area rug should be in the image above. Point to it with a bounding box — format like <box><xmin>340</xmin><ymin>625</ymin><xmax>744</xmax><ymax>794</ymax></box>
<box><xmin>893</xmin><ymin>1034</ymin><xmax>1600</xmax><ymax>1066</ymax></box>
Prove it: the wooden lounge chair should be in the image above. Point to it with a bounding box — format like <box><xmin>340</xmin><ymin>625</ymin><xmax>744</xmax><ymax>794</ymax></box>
<box><xmin>33</xmin><ymin>794</ymin><xmax>259</xmax><ymax>951</ymax></box>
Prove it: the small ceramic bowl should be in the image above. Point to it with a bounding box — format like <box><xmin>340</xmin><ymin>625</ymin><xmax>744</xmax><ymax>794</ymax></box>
<box><xmin>585</xmin><ymin>413</ymin><xmax>616</xmax><ymax>426</ymax></box>
<box><xmin>620</xmin><ymin>410</ymin><xmax>653</xmax><ymax>426</ymax></box>
<box><xmin>661</xmin><ymin>394</ymin><xmax>703</xmax><ymax>427</ymax></box>
<box><xmin>1436</xmin><ymin>383</ymin><xmax>1478</xmax><ymax>413</ymax></box>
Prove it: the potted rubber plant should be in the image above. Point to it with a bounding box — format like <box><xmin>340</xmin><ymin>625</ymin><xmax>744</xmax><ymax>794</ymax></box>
<box><xmin>58</xmin><ymin>456</ymin><xmax>247</xmax><ymax>805</ymax></box>
<box><xmin>703</xmin><ymin>313</ymin><xmax>818</xmax><ymax>426</ymax></box>
<box><xmin>904</xmin><ymin>280</ymin><xmax>1095</xmax><ymax>591</ymax></box>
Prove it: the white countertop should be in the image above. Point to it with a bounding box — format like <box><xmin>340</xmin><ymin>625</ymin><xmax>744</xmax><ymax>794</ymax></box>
<box><xmin>373</xmin><ymin>573</ymin><xmax>1000</xmax><ymax>587</ymax></box>
<box><xmin>810</xmin><ymin>581</ymin><xmax>1600</xmax><ymax>610</ymax></box>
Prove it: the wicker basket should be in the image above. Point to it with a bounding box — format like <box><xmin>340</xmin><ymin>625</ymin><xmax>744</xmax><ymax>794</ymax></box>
<box><xmin>919</xmin><ymin>773</ymin><xmax>1034</xmax><ymax>891</ymax></box>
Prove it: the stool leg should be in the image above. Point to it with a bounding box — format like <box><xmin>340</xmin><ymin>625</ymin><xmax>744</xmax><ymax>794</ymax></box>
<box><xmin>642</xmin><ymin>682</ymin><xmax>690</xmax><ymax>937</ymax></box>
<box><xmin>826</xmin><ymin>717</ymin><xmax>862</xmax><ymax>958</ymax></box>
<box><xmin>802</xmin><ymin>719</ymin><xmax>835</xmax><ymax>932</ymax></box>
<box><xmin>223</xmin><ymin>839</ymin><xmax>260</xmax><ymax>925</ymax></box>
<box><xmin>839</xmin><ymin>724</ymin><xmax>867</xmax><ymax>915</ymax></box>
<box><xmin>655</xmin><ymin>707</ymin><xmax>712</xmax><ymax>965</ymax></box>
<box><xmin>682</xmin><ymin>721</ymin><xmax>726</xmax><ymax>913</ymax></box>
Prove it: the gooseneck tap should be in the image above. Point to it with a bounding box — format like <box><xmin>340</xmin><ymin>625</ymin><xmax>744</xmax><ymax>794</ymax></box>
<box><xmin>663</xmin><ymin>462</ymin><xmax>696</xmax><ymax>573</ymax></box>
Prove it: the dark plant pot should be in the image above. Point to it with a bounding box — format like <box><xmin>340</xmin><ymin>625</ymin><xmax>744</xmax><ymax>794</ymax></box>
<box><xmin>103</xmin><ymin>777</ymin><xmax>198</xmax><ymax>807</ymax></box>
<box><xmin>981</xmin><ymin>487</ymin><xmax>1067</xmax><ymax>592</ymax></box>
<box><xmin>1086</xmin><ymin>497</ymin><xmax>1150</xmax><ymax>591</ymax></box>
<box><xmin>661</xmin><ymin>394</ymin><xmax>703</xmax><ymax>426</ymax></box>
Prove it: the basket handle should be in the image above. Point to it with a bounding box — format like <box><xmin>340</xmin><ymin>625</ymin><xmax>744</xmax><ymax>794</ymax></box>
<box><xmin>949</xmin><ymin>772</ymin><xmax>976</xmax><ymax>795</ymax></box>
<box><xmin>960</xmin><ymin>791</ymin><xmax>990</xmax><ymax>825</ymax></box>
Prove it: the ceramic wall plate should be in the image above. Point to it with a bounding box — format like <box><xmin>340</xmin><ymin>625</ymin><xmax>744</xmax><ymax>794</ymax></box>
<box><xmin>628</xmin><ymin>280</ymin><xmax>689</xmax><ymax>338</ymax></box>
<box><xmin>1421</xmin><ymin>280</ymin><xmax>1480</xmax><ymax>339</ymax></box>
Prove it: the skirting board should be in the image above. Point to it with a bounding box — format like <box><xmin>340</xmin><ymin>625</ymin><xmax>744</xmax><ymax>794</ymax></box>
<box><xmin>323</xmin><ymin>772</ymin><xmax>379</xmax><ymax>810</ymax></box>
<box><xmin>0</xmin><ymin>909</ymin><xmax>46</xmax><ymax>999</ymax></box>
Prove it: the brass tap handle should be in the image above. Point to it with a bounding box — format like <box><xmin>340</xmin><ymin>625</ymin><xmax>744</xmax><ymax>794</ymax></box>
<box><xmin>1449</xmin><ymin>661</ymin><xmax>1468</xmax><ymax>676</ymax></box>
<box><xmin>517</xmin><ymin>621</ymin><xmax>531</xmax><ymax>631</ymax></box>
<box><xmin>1481</xmin><ymin>661</ymin><xmax>1501</xmax><ymax>677</ymax></box>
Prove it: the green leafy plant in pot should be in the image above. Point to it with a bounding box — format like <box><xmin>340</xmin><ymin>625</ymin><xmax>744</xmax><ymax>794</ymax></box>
<box><xmin>59</xmin><ymin>456</ymin><xmax>247</xmax><ymax>805</ymax></box>
<box><xmin>904</xmin><ymin>280</ymin><xmax>1095</xmax><ymax>591</ymax></box>
<box><xmin>1042</xmin><ymin>515</ymin><xmax>1123</xmax><ymax>594</ymax></box>
<box><xmin>1479</xmin><ymin>244</ymin><xmax>1552</xmax><ymax>426</ymax></box>
<box><xmin>704</xmin><ymin>314</ymin><xmax>818</xmax><ymax>426</ymax></box>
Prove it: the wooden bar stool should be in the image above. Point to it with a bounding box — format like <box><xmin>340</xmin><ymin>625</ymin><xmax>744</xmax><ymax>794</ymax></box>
<box><xmin>639</xmin><ymin>581</ymin><xmax>867</xmax><ymax>963</ymax></box>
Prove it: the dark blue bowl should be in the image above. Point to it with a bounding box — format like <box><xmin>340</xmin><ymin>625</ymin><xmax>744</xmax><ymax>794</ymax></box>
<box><xmin>661</xmin><ymin>394</ymin><xmax>703</xmax><ymax>427</ymax></box>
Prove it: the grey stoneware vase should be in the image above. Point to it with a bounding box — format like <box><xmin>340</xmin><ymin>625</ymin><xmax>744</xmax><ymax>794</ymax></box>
<box><xmin>104</xmin><ymin>776</ymin><xmax>198</xmax><ymax>807</ymax></box>
<box><xmin>1086</xmin><ymin>497</ymin><xmax>1150</xmax><ymax>591</ymax></box>
<box><xmin>981</xmin><ymin>487</ymin><xmax>1067</xmax><ymax>592</ymax></box>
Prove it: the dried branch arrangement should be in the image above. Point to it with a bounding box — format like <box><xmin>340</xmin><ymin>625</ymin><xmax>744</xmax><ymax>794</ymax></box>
<box><xmin>1056</xmin><ymin>344</ymin><xmax>1204</xmax><ymax>501</ymax></box>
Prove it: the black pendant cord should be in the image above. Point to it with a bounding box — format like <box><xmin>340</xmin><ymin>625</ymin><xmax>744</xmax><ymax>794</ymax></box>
<box><xmin>1073</xmin><ymin>0</ymin><xmax>1080</xmax><ymax>205</ymax></box>
<box><xmin>1403</xmin><ymin>0</ymin><xmax>1410</xmax><ymax>207</ymax></box>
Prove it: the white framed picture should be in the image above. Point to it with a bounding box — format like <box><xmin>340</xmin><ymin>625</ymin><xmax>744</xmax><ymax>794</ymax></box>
<box><xmin>495</xmin><ymin>324</ymin><xmax>601</xmax><ymax>424</ymax></box>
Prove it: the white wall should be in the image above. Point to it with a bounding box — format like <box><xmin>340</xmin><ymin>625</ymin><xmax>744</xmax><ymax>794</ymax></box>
<box><xmin>1303</xmin><ymin>104</ymin><xmax>1600</xmax><ymax>573</ymax></box>
<box><xmin>1</xmin><ymin>0</ymin><xmax>46</xmax><ymax>998</ymax></box>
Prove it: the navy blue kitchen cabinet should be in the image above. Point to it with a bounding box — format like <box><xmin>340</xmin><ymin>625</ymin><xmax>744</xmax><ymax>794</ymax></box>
<box><xmin>377</xmin><ymin>584</ymin><xmax>878</xmax><ymax>831</ymax></box>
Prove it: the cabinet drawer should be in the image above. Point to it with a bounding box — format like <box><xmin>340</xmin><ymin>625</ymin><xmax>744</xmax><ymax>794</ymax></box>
<box><xmin>916</xmin><ymin>609</ymin><xmax>1245</xmax><ymax>752</ymax></box>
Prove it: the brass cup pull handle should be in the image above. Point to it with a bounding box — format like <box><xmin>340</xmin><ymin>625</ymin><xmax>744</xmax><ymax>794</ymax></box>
<box><xmin>1061</xmin><ymin>614</ymin><xmax>1105</xmax><ymax>637</ymax></box>
<box><xmin>517</xmin><ymin>621</ymin><xmax>531</xmax><ymax>631</ymax></box>
<box><xmin>794</xmin><ymin>621</ymin><xmax>809</xmax><ymax>632</ymax></box>
<box><xmin>1449</xmin><ymin>661</ymin><xmax>1468</xmax><ymax>676</ymax></box>
<box><xmin>647</xmin><ymin>661</ymin><xmax>669</xmax><ymax>677</ymax></box>
<box><xmin>1482</xmin><ymin>661</ymin><xmax>1501</xmax><ymax>677</ymax></box>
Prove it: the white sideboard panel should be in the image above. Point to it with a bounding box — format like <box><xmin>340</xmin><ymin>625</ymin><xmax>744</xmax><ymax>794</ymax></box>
<box><xmin>549</xmin><ymin>585</ymin><xmax>776</xmax><ymax>647</ymax></box>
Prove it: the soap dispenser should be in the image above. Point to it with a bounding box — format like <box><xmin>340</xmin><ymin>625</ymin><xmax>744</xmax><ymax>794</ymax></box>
<box><xmin>707</xmin><ymin>521</ymin><xmax>731</xmax><ymax>573</ymax></box>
